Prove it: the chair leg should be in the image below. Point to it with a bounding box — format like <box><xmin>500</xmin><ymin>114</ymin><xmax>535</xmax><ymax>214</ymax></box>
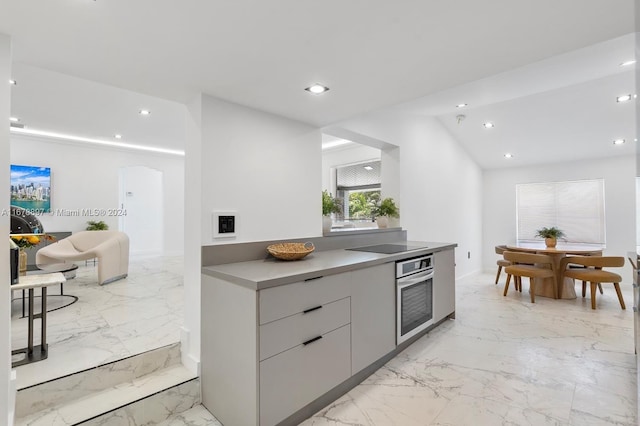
<box><xmin>529</xmin><ymin>277</ymin><xmax>535</xmax><ymax>303</ymax></box>
<box><xmin>495</xmin><ymin>266</ymin><xmax>502</xmax><ymax>284</ymax></box>
<box><xmin>590</xmin><ymin>282</ymin><xmax>597</xmax><ymax>310</ymax></box>
<box><xmin>598</xmin><ymin>283</ymin><xmax>603</xmax><ymax>294</ymax></box>
<box><xmin>503</xmin><ymin>275</ymin><xmax>511</xmax><ymax>296</ymax></box>
<box><xmin>582</xmin><ymin>281</ymin><xmax>586</xmax><ymax>298</ymax></box>
<box><xmin>613</xmin><ymin>283</ymin><xmax>626</xmax><ymax>310</ymax></box>
<box><xmin>518</xmin><ymin>276</ymin><xmax>522</xmax><ymax>292</ymax></box>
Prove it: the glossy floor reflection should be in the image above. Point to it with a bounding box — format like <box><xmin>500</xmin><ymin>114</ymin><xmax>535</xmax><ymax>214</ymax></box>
<box><xmin>300</xmin><ymin>272</ymin><xmax>637</xmax><ymax>426</ymax></box>
<box><xmin>11</xmin><ymin>256</ymin><xmax>183</xmax><ymax>390</ymax></box>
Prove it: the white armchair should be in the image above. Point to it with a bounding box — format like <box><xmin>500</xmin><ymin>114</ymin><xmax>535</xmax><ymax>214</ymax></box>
<box><xmin>36</xmin><ymin>231</ymin><xmax>129</xmax><ymax>285</ymax></box>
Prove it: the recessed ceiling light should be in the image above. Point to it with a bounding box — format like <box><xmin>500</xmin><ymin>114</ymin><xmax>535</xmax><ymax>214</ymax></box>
<box><xmin>483</xmin><ymin>122</ymin><xmax>495</xmax><ymax>129</ymax></box>
<box><xmin>620</xmin><ymin>60</ymin><xmax>636</xmax><ymax>67</ymax></box>
<box><xmin>114</xmin><ymin>134</ymin><xmax>123</xmax><ymax>139</ymax></box>
<box><xmin>9</xmin><ymin>117</ymin><xmax>19</xmax><ymax>122</ymax></box>
<box><xmin>139</xmin><ymin>109</ymin><xmax>151</xmax><ymax>116</ymax></box>
<box><xmin>635</xmin><ymin>138</ymin><xmax>638</xmax><ymax>142</ymax></box>
<box><xmin>616</xmin><ymin>94</ymin><xmax>632</xmax><ymax>102</ymax></box>
<box><xmin>504</xmin><ymin>153</ymin><xmax>513</xmax><ymax>159</ymax></box>
<box><xmin>613</xmin><ymin>139</ymin><xmax>626</xmax><ymax>145</ymax></box>
<box><xmin>305</xmin><ymin>84</ymin><xmax>329</xmax><ymax>95</ymax></box>
<box><xmin>363</xmin><ymin>165</ymin><xmax>373</xmax><ymax>171</ymax></box>
<box><xmin>456</xmin><ymin>103</ymin><xmax>468</xmax><ymax>108</ymax></box>
<box><xmin>9</xmin><ymin>79</ymin><xmax>16</xmax><ymax>85</ymax></box>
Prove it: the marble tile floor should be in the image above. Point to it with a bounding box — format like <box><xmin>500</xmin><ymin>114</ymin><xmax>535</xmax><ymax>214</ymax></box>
<box><xmin>181</xmin><ymin>272</ymin><xmax>639</xmax><ymax>425</ymax></box>
<box><xmin>300</xmin><ymin>272</ymin><xmax>637</xmax><ymax>426</ymax></box>
<box><xmin>11</xmin><ymin>255</ymin><xmax>184</xmax><ymax>390</ymax></box>
<box><xmin>159</xmin><ymin>405</ymin><xmax>222</xmax><ymax>426</ymax></box>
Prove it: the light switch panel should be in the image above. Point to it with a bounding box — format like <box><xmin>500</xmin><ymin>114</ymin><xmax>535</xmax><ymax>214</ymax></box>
<box><xmin>213</xmin><ymin>210</ymin><xmax>238</xmax><ymax>239</ymax></box>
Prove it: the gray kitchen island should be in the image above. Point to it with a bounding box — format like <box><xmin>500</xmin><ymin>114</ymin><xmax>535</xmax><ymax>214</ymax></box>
<box><xmin>201</xmin><ymin>233</ymin><xmax>456</xmax><ymax>426</ymax></box>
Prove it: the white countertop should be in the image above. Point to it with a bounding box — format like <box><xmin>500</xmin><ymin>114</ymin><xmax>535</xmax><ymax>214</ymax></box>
<box><xmin>12</xmin><ymin>272</ymin><xmax>66</xmax><ymax>290</ymax></box>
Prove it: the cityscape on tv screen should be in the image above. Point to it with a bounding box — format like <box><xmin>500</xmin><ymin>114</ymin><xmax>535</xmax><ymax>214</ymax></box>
<box><xmin>10</xmin><ymin>164</ymin><xmax>51</xmax><ymax>213</ymax></box>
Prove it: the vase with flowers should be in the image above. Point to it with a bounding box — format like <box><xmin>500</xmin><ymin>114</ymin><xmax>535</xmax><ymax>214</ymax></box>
<box><xmin>10</xmin><ymin>234</ymin><xmax>54</xmax><ymax>275</ymax></box>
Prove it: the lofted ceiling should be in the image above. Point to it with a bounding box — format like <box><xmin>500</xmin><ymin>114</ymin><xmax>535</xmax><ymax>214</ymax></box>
<box><xmin>0</xmin><ymin>1</ymin><xmax>636</xmax><ymax>166</ymax></box>
<box><xmin>388</xmin><ymin>34</ymin><xmax>637</xmax><ymax>169</ymax></box>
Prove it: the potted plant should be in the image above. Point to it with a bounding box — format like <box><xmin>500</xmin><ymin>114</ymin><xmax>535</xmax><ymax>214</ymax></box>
<box><xmin>86</xmin><ymin>220</ymin><xmax>109</xmax><ymax>231</ymax></box>
<box><xmin>373</xmin><ymin>198</ymin><xmax>400</xmax><ymax>229</ymax></box>
<box><xmin>535</xmin><ymin>226</ymin><xmax>565</xmax><ymax>248</ymax></box>
<box><xmin>322</xmin><ymin>190</ymin><xmax>341</xmax><ymax>233</ymax></box>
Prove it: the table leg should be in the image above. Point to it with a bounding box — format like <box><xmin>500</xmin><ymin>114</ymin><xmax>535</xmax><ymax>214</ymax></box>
<box><xmin>27</xmin><ymin>288</ymin><xmax>34</xmax><ymax>356</ymax></box>
<box><xmin>41</xmin><ymin>286</ymin><xmax>47</xmax><ymax>350</ymax></box>
<box><xmin>21</xmin><ymin>289</ymin><xmax>25</xmax><ymax>317</ymax></box>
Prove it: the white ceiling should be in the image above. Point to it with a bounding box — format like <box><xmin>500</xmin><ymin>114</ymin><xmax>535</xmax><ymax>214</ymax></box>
<box><xmin>0</xmin><ymin>1</ymin><xmax>636</xmax><ymax>166</ymax></box>
<box><xmin>9</xmin><ymin>64</ymin><xmax>186</xmax><ymax>151</ymax></box>
<box><xmin>387</xmin><ymin>34</ymin><xmax>637</xmax><ymax>169</ymax></box>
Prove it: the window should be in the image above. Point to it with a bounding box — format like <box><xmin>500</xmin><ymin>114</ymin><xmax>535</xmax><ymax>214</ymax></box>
<box><xmin>335</xmin><ymin>161</ymin><xmax>381</xmax><ymax>222</ymax></box>
<box><xmin>516</xmin><ymin>179</ymin><xmax>605</xmax><ymax>244</ymax></box>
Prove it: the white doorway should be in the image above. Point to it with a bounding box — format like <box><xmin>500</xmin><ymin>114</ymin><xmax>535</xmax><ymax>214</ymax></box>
<box><xmin>118</xmin><ymin>166</ymin><xmax>164</xmax><ymax>255</ymax></box>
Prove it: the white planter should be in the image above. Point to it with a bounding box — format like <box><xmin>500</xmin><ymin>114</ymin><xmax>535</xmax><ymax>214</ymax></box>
<box><xmin>322</xmin><ymin>216</ymin><xmax>332</xmax><ymax>233</ymax></box>
<box><xmin>376</xmin><ymin>216</ymin><xmax>388</xmax><ymax>228</ymax></box>
<box><xmin>387</xmin><ymin>216</ymin><xmax>400</xmax><ymax>228</ymax></box>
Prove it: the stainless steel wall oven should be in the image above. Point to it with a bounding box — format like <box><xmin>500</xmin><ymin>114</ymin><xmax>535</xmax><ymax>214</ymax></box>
<box><xmin>396</xmin><ymin>255</ymin><xmax>434</xmax><ymax>344</ymax></box>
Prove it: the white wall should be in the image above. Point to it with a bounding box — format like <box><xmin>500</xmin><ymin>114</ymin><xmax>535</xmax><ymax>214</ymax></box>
<box><xmin>321</xmin><ymin>143</ymin><xmax>381</xmax><ymax>192</ymax></box>
<box><xmin>335</xmin><ymin>112</ymin><xmax>484</xmax><ymax>278</ymax></box>
<box><xmin>10</xmin><ymin>135</ymin><xmax>184</xmax><ymax>255</ymax></box>
<box><xmin>483</xmin><ymin>155</ymin><xmax>636</xmax><ymax>283</ymax></box>
<box><xmin>200</xmin><ymin>95</ymin><xmax>321</xmax><ymax>244</ymax></box>
<box><xmin>182</xmin><ymin>95</ymin><xmax>202</xmax><ymax>375</ymax></box>
<box><xmin>0</xmin><ymin>33</ymin><xmax>13</xmax><ymax>426</ymax></box>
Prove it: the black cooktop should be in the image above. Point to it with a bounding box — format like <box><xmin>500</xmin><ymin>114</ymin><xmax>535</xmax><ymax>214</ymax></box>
<box><xmin>346</xmin><ymin>244</ymin><xmax>429</xmax><ymax>254</ymax></box>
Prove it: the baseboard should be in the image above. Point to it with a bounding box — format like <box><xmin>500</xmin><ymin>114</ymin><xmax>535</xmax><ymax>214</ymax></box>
<box><xmin>163</xmin><ymin>250</ymin><xmax>184</xmax><ymax>257</ymax></box>
<box><xmin>456</xmin><ymin>269</ymin><xmax>483</xmax><ymax>280</ymax></box>
<box><xmin>9</xmin><ymin>369</ymin><xmax>16</xmax><ymax>426</ymax></box>
<box><xmin>180</xmin><ymin>327</ymin><xmax>200</xmax><ymax>376</ymax></box>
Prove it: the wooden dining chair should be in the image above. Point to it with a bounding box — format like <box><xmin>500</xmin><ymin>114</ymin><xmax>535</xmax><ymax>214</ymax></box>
<box><xmin>494</xmin><ymin>245</ymin><xmax>511</xmax><ymax>285</ymax></box>
<box><xmin>503</xmin><ymin>251</ymin><xmax>555</xmax><ymax>303</ymax></box>
<box><xmin>560</xmin><ymin>256</ymin><xmax>625</xmax><ymax>310</ymax></box>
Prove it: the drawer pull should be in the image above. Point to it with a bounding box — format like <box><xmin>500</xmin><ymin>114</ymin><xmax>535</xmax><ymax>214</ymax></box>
<box><xmin>304</xmin><ymin>276</ymin><xmax>323</xmax><ymax>282</ymax></box>
<box><xmin>302</xmin><ymin>335</ymin><xmax>323</xmax><ymax>346</ymax></box>
<box><xmin>303</xmin><ymin>305</ymin><xmax>323</xmax><ymax>314</ymax></box>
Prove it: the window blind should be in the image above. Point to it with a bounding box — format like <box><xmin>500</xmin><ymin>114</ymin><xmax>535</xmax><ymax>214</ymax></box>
<box><xmin>336</xmin><ymin>161</ymin><xmax>381</xmax><ymax>189</ymax></box>
<box><xmin>516</xmin><ymin>179</ymin><xmax>605</xmax><ymax>244</ymax></box>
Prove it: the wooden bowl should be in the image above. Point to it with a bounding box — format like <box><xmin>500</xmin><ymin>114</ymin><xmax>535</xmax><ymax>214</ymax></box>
<box><xmin>266</xmin><ymin>242</ymin><xmax>315</xmax><ymax>261</ymax></box>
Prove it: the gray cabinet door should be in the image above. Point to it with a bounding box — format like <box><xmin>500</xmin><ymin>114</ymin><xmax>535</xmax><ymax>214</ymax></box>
<box><xmin>259</xmin><ymin>324</ymin><xmax>351</xmax><ymax>426</ymax></box>
<box><xmin>259</xmin><ymin>297</ymin><xmax>350</xmax><ymax>361</ymax></box>
<box><xmin>259</xmin><ymin>272</ymin><xmax>350</xmax><ymax>324</ymax></box>
<box><xmin>433</xmin><ymin>248</ymin><xmax>455</xmax><ymax>322</ymax></box>
<box><xmin>350</xmin><ymin>263</ymin><xmax>396</xmax><ymax>374</ymax></box>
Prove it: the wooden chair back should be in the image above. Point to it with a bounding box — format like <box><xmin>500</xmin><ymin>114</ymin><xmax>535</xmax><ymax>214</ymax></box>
<box><xmin>503</xmin><ymin>251</ymin><xmax>553</xmax><ymax>267</ymax></box>
<box><xmin>560</xmin><ymin>256</ymin><xmax>624</xmax><ymax>270</ymax></box>
<box><xmin>495</xmin><ymin>245</ymin><xmax>508</xmax><ymax>255</ymax></box>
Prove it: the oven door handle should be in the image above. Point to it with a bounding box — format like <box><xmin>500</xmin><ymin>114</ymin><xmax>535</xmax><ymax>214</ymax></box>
<box><xmin>397</xmin><ymin>270</ymin><xmax>434</xmax><ymax>289</ymax></box>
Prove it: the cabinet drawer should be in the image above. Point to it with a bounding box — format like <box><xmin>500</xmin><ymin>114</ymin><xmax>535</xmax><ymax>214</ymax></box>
<box><xmin>260</xmin><ymin>297</ymin><xmax>350</xmax><ymax>361</ymax></box>
<box><xmin>259</xmin><ymin>272</ymin><xmax>350</xmax><ymax>324</ymax></box>
<box><xmin>259</xmin><ymin>324</ymin><xmax>351</xmax><ymax>426</ymax></box>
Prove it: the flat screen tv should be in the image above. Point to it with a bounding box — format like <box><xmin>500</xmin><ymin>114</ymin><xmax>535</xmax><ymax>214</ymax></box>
<box><xmin>10</xmin><ymin>164</ymin><xmax>51</xmax><ymax>213</ymax></box>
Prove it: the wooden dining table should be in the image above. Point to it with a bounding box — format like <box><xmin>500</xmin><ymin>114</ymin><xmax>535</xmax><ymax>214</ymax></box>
<box><xmin>505</xmin><ymin>242</ymin><xmax>604</xmax><ymax>299</ymax></box>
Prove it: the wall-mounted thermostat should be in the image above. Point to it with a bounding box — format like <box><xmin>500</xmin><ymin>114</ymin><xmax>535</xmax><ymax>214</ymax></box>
<box><xmin>213</xmin><ymin>210</ymin><xmax>238</xmax><ymax>239</ymax></box>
